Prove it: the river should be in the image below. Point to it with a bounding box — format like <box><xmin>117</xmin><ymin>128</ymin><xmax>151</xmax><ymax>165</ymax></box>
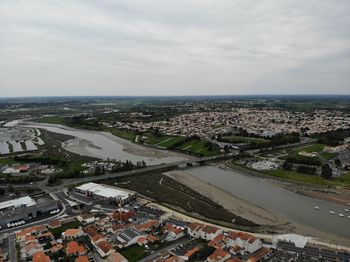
<box><xmin>187</xmin><ymin>166</ymin><xmax>350</xmax><ymax>239</ymax></box>
<box><xmin>14</xmin><ymin>122</ymin><xmax>187</xmax><ymax>166</ymax></box>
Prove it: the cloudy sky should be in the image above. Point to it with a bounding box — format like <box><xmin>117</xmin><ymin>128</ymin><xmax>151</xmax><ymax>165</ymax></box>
<box><xmin>1</xmin><ymin>0</ymin><xmax>349</xmax><ymax>97</ymax></box>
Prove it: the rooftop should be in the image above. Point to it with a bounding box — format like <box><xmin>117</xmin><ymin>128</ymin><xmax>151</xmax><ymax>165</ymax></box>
<box><xmin>76</xmin><ymin>182</ymin><xmax>131</xmax><ymax>200</ymax></box>
<box><xmin>0</xmin><ymin>196</ymin><xmax>36</xmax><ymax>211</ymax></box>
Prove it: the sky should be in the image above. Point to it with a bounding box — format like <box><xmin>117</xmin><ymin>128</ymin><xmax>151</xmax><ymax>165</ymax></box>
<box><xmin>1</xmin><ymin>0</ymin><xmax>349</xmax><ymax>97</ymax></box>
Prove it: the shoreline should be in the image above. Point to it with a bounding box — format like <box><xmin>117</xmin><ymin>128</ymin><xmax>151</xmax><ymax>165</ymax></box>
<box><xmin>226</xmin><ymin>161</ymin><xmax>350</xmax><ymax>206</ymax></box>
<box><xmin>20</xmin><ymin>121</ymin><xmax>189</xmax><ymax>163</ymax></box>
<box><xmin>165</xmin><ymin>168</ymin><xmax>350</xmax><ymax>246</ymax></box>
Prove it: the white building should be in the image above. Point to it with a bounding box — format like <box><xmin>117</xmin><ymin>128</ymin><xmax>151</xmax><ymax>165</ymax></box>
<box><xmin>0</xmin><ymin>196</ymin><xmax>36</xmax><ymax>212</ymax></box>
<box><xmin>75</xmin><ymin>182</ymin><xmax>136</xmax><ymax>205</ymax></box>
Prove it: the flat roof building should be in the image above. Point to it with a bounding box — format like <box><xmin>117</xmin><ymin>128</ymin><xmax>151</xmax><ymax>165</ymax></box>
<box><xmin>0</xmin><ymin>196</ymin><xmax>36</xmax><ymax>212</ymax></box>
<box><xmin>75</xmin><ymin>182</ymin><xmax>136</xmax><ymax>205</ymax></box>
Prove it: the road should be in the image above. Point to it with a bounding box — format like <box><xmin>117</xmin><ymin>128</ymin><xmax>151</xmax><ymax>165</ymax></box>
<box><xmin>138</xmin><ymin>237</ymin><xmax>190</xmax><ymax>262</ymax></box>
<box><xmin>7</xmin><ymin>233</ymin><xmax>17</xmax><ymax>262</ymax></box>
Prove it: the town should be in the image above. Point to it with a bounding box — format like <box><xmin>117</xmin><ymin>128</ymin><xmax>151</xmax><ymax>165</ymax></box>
<box><xmin>0</xmin><ymin>181</ymin><xmax>349</xmax><ymax>262</ymax></box>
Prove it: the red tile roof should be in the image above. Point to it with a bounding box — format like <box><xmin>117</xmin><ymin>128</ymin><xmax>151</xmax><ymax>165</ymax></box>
<box><xmin>66</xmin><ymin>241</ymin><xmax>86</xmax><ymax>256</ymax></box>
<box><xmin>75</xmin><ymin>256</ymin><xmax>89</xmax><ymax>262</ymax></box>
<box><xmin>97</xmin><ymin>240</ymin><xmax>113</xmax><ymax>254</ymax></box>
<box><xmin>32</xmin><ymin>251</ymin><xmax>51</xmax><ymax>262</ymax></box>
<box><xmin>207</xmin><ymin>248</ymin><xmax>230</xmax><ymax>262</ymax></box>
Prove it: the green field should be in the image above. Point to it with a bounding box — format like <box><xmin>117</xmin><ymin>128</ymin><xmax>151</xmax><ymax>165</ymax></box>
<box><xmin>108</xmin><ymin>128</ymin><xmax>137</xmax><ymax>141</ymax></box>
<box><xmin>49</xmin><ymin>220</ymin><xmax>82</xmax><ymax>238</ymax></box>
<box><xmin>144</xmin><ymin>134</ymin><xmax>185</xmax><ymax>148</ymax></box>
<box><xmin>178</xmin><ymin>140</ymin><xmax>220</xmax><ymax>156</ymax></box>
<box><xmin>37</xmin><ymin>116</ymin><xmax>67</xmax><ymax>125</ymax></box>
<box><xmin>120</xmin><ymin>245</ymin><xmax>147</xmax><ymax>262</ymax></box>
<box><xmin>320</xmin><ymin>152</ymin><xmax>337</xmax><ymax>159</ymax></box>
<box><xmin>293</xmin><ymin>143</ymin><xmax>325</xmax><ymax>153</ymax></box>
<box><xmin>221</xmin><ymin>135</ymin><xmax>269</xmax><ymax>145</ymax></box>
<box><xmin>267</xmin><ymin>170</ymin><xmax>350</xmax><ymax>188</ymax></box>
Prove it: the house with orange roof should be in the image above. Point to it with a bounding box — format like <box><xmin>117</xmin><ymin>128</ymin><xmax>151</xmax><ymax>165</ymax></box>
<box><xmin>22</xmin><ymin>241</ymin><xmax>44</xmax><ymax>259</ymax></box>
<box><xmin>108</xmin><ymin>252</ymin><xmax>129</xmax><ymax>262</ymax></box>
<box><xmin>147</xmin><ymin>234</ymin><xmax>158</xmax><ymax>243</ymax></box>
<box><xmin>48</xmin><ymin>220</ymin><xmax>61</xmax><ymax>229</ymax></box>
<box><xmin>50</xmin><ymin>244</ymin><xmax>63</xmax><ymax>254</ymax></box>
<box><xmin>246</xmin><ymin>248</ymin><xmax>271</xmax><ymax>262</ymax></box>
<box><xmin>165</xmin><ymin>226</ymin><xmax>184</xmax><ymax>241</ymax></box>
<box><xmin>208</xmin><ymin>234</ymin><xmax>225</xmax><ymax>249</ymax></box>
<box><xmin>62</xmin><ymin>228</ymin><xmax>84</xmax><ymax>240</ymax></box>
<box><xmin>206</xmin><ymin>248</ymin><xmax>231</xmax><ymax>262</ymax></box>
<box><xmin>75</xmin><ymin>255</ymin><xmax>89</xmax><ymax>262</ymax></box>
<box><xmin>32</xmin><ymin>251</ymin><xmax>51</xmax><ymax>262</ymax></box>
<box><xmin>187</xmin><ymin>223</ymin><xmax>204</xmax><ymax>239</ymax></box>
<box><xmin>165</xmin><ymin>256</ymin><xmax>185</xmax><ymax>262</ymax></box>
<box><xmin>96</xmin><ymin>240</ymin><xmax>114</xmax><ymax>258</ymax></box>
<box><xmin>135</xmin><ymin>219</ymin><xmax>159</xmax><ymax>232</ymax></box>
<box><xmin>225</xmin><ymin>232</ymin><xmax>262</xmax><ymax>254</ymax></box>
<box><xmin>187</xmin><ymin>223</ymin><xmax>222</xmax><ymax>241</ymax></box>
<box><xmin>112</xmin><ymin>209</ymin><xmax>135</xmax><ymax>222</ymax></box>
<box><xmin>136</xmin><ymin>236</ymin><xmax>148</xmax><ymax>246</ymax></box>
<box><xmin>170</xmin><ymin>243</ymin><xmax>199</xmax><ymax>261</ymax></box>
<box><xmin>66</xmin><ymin>241</ymin><xmax>86</xmax><ymax>256</ymax></box>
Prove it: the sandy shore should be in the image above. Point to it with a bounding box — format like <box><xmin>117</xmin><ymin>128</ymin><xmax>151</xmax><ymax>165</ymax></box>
<box><xmin>165</xmin><ymin>169</ymin><xmax>350</xmax><ymax>246</ymax></box>
<box><xmin>101</xmin><ymin>131</ymin><xmax>191</xmax><ymax>160</ymax></box>
<box><xmin>22</xmin><ymin>121</ymin><xmax>189</xmax><ymax>162</ymax></box>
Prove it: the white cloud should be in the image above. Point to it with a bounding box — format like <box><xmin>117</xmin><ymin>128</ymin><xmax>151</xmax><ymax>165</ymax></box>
<box><xmin>0</xmin><ymin>0</ymin><xmax>349</xmax><ymax>96</ymax></box>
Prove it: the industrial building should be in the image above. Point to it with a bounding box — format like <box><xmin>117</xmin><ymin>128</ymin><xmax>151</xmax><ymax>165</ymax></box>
<box><xmin>75</xmin><ymin>182</ymin><xmax>136</xmax><ymax>205</ymax></box>
<box><xmin>0</xmin><ymin>196</ymin><xmax>59</xmax><ymax>229</ymax></box>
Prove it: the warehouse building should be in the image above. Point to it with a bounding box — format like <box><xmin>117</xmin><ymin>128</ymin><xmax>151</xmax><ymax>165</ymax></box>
<box><xmin>0</xmin><ymin>196</ymin><xmax>59</xmax><ymax>229</ymax></box>
<box><xmin>75</xmin><ymin>182</ymin><xmax>136</xmax><ymax>205</ymax></box>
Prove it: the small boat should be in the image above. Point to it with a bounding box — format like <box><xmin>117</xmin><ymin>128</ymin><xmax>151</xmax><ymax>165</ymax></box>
<box><xmin>345</xmin><ymin>209</ymin><xmax>349</xmax><ymax>212</ymax></box>
<box><xmin>339</xmin><ymin>213</ymin><xmax>344</xmax><ymax>217</ymax></box>
<box><xmin>314</xmin><ymin>206</ymin><xmax>320</xmax><ymax>210</ymax></box>
<box><xmin>329</xmin><ymin>211</ymin><xmax>335</xmax><ymax>215</ymax></box>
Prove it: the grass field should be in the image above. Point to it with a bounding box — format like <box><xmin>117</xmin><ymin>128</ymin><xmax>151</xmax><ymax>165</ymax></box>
<box><xmin>177</xmin><ymin>140</ymin><xmax>220</xmax><ymax>156</ymax></box>
<box><xmin>143</xmin><ymin>134</ymin><xmax>185</xmax><ymax>148</ymax></box>
<box><xmin>108</xmin><ymin>128</ymin><xmax>137</xmax><ymax>141</ymax></box>
<box><xmin>293</xmin><ymin>143</ymin><xmax>325</xmax><ymax>153</ymax></box>
<box><xmin>320</xmin><ymin>152</ymin><xmax>337</xmax><ymax>159</ymax></box>
<box><xmin>221</xmin><ymin>135</ymin><xmax>269</xmax><ymax>145</ymax></box>
<box><xmin>49</xmin><ymin>220</ymin><xmax>82</xmax><ymax>238</ymax></box>
<box><xmin>37</xmin><ymin>116</ymin><xmax>67</xmax><ymax>125</ymax></box>
<box><xmin>267</xmin><ymin>170</ymin><xmax>350</xmax><ymax>188</ymax></box>
<box><xmin>120</xmin><ymin>245</ymin><xmax>147</xmax><ymax>262</ymax></box>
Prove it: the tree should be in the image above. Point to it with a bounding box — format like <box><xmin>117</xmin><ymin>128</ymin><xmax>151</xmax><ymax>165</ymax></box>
<box><xmin>321</xmin><ymin>164</ymin><xmax>333</xmax><ymax>179</ymax></box>
<box><xmin>94</xmin><ymin>165</ymin><xmax>102</xmax><ymax>176</ymax></box>
<box><xmin>0</xmin><ymin>188</ymin><xmax>5</xmax><ymax>195</ymax></box>
<box><xmin>282</xmin><ymin>161</ymin><xmax>293</xmax><ymax>171</ymax></box>
<box><xmin>334</xmin><ymin>159</ymin><xmax>342</xmax><ymax>168</ymax></box>
<box><xmin>48</xmin><ymin>175</ymin><xmax>57</xmax><ymax>186</ymax></box>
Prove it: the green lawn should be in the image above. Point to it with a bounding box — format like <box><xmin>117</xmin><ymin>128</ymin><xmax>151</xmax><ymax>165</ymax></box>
<box><xmin>49</xmin><ymin>220</ymin><xmax>82</xmax><ymax>238</ymax></box>
<box><xmin>177</xmin><ymin>140</ymin><xmax>220</xmax><ymax>156</ymax></box>
<box><xmin>320</xmin><ymin>152</ymin><xmax>337</xmax><ymax>159</ymax></box>
<box><xmin>221</xmin><ymin>135</ymin><xmax>269</xmax><ymax>145</ymax></box>
<box><xmin>37</xmin><ymin>116</ymin><xmax>67</xmax><ymax>125</ymax></box>
<box><xmin>144</xmin><ymin>134</ymin><xmax>185</xmax><ymax>148</ymax></box>
<box><xmin>108</xmin><ymin>128</ymin><xmax>137</xmax><ymax>141</ymax></box>
<box><xmin>293</xmin><ymin>143</ymin><xmax>325</xmax><ymax>153</ymax></box>
<box><xmin>120</xmin><ymin>245</ymin><xmax>147</xmax><ymax>262</ymax></box>
<box><xmin>267</xmin><ymin>169</ymin><xmax>350</xmax><ymax>188</ymax></box>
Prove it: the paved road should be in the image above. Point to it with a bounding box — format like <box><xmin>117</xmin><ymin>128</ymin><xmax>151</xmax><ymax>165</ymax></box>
<box><xmin>7</xmin><ymin>233</ymin><xmax>17</xmax><ymax>262</ymax></box>
<box><xmin>139</xmin><ymin>237</ymin><xmax>190</xmax><ymax>262</ymax></box>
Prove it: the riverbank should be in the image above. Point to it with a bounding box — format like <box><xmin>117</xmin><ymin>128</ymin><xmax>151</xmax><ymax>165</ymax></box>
<box><xmin>226</xmin><ymin>161</ymin><xmax>350</xmax><ymax>206</ymax></box>
<box><xmin>165</xmin><ymin>167</ymin><xmax>350</xmax><ymax>246</ymax></box>
<box><xmin>20</xmin><ymin>121</ymin><xmax>189</xmax><ymax>165</ymax></box>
